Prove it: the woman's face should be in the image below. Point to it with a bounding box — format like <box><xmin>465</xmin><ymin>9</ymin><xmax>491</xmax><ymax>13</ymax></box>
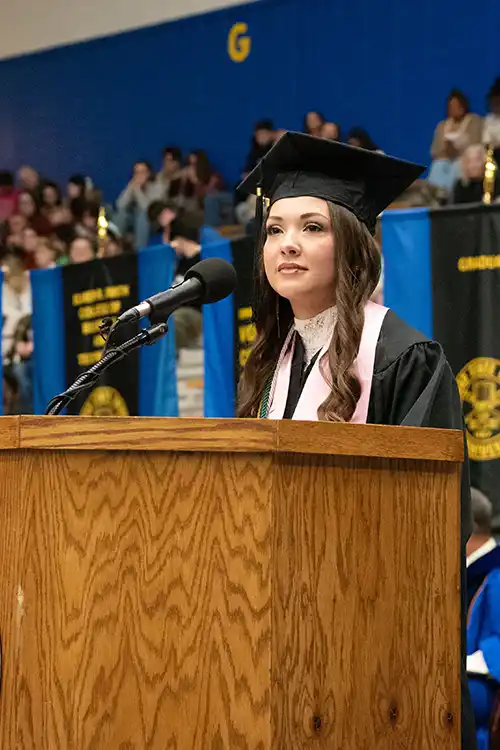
<box><xmin>263</xmin><ymin>196</ymin><xmax>335</xmax><ymax>319</ymax></box>
<box><xmin>18</xmin><ymin>192</ymin><xmax>36</xmax><ymax>217</ymax></box>
<box><xmin>43</xmin><ymin>185</ymin><xmax>59</xmax><ymax>206</ymax></box>
<box><xmin>448</xmin><ymin>97</ymin><xmax>465</xmax><ymax>121</ymax></box>
<box><xmin>23</xmin><ymin>227</ymin><xmax>38</xmax><ymax>252</ymax></box>
<box><xmin>68</xmin><ymin>181</ymin><xmax>83</xmax><ymax>199</ymax></box>
<box><xmin>35</xmin><ymin>242</ymin><xmax>55</xmax><ymax>269</ymax></box>
<box><xmin>306</xmin><ymin>112</ymin><xmax>324</xmax><ymax>134</ymax></box>
<box><xmin>70</xmin><ymin>238</ymin><xmax>94</xmax><ymax>264</ymax></box>
<box><xmin>8</xmin><ymin>214</ymin><xmax>27</xmax><ymax>234</ymax></box>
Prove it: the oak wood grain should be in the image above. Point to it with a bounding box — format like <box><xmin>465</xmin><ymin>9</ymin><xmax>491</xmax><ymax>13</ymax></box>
<box><xmin>18</xmin><ymin>416</ymin><xmax>463</xmax><ymax>463</ymax></box>
<box><xmin>272</xmin><ymin>454</ymin><xmax>461</xmax><ymax>749</ymax></box>
<box><xmin>19</xmin><ymin>416</ymin><xmax>277</xmax><ymax>453</ymax></box>
<box><xmin>277</xmin><ymin>420</ymin><xmax>464</xmax><ymax>462</ymax></box>
<box><xmin>0</xmin><ymin>449</ymin><xmax>273</xmax><ymax>749</ymax></box>
<box><xmin>0</xmin><ymin>416</ymin><xmax>20</xmax><ymax>449</ymax></box>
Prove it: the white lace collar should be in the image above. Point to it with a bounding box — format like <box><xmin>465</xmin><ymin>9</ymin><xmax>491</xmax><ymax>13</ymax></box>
<box><xmin>294</xmin><ymin>306</ymin><xmax>336</xmax><ymax>365</ymax></box>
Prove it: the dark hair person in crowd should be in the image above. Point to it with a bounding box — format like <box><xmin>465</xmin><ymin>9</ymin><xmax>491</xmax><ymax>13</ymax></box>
<box><xmin>347</xmin><ymin>127</ymin><xmax>380</xmax><ymax>151</ymax></box>
<box><xmin>236</xmin><ymin>130</ymin><xmax>476</xmax><ymax>749</ymax></box>
<box><xmin>303</xmin><ymin>111</ymin><xmax>326</xmax><ymax>137</ymax></box>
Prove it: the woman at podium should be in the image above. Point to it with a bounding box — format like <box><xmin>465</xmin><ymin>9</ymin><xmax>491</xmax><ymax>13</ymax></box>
<box><xmin>237</xmin><ymin>131</ymin><xmax>476</xmax><ymax>749</ymax></box>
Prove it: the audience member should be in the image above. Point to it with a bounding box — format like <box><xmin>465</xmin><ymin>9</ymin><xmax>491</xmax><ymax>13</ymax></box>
<box><xmin>466</xmin><ymin>487</ymin><xmax>500</xmax><ymax>750</ymax></box>
<box><xmin>428</xmin><ymin>89</ymin><xmax>483</xmax><ymax>192</ymax></box>
<box><xmin>17</xmin><ymin>190</ymin><xmax>52</xmax><ymax>235</ymax></box>
<box><xmin>34</xmin><ymin>237</ymin><xmax>58</xmax><ymax>269</ymax></box>
<box><xmin>41</xmin><ymin>180</ymin><xmax>63</xmax><ymax>221</ymax></box>
<box><xmin>1</xmin><ymin>255</ymin><xmax>32</xmax><ymax>359</ymax></box>
<box><xmin>17</xmin><ymin>166</ymin><xmax>41</xmax><ymax>197</ymax></box>
<box><xmin>0</xmin><ymin>171</ymin><xmax>19</xmax><ymax>222</ymax></box>
<box><xmin>21</xmin><ymin>227</ymin><xmax>39</xmax><ymax>270</ymax></box>
<box><xmin>66</xmin><ymin>174</ymin><xmax>87</xmax><ymax>202</ymax></box>
<box><xmin>243</xmin><ymin>120</ymin><xmax>276</xmax><ymax>174</ymax></box>
<box><xmin>322</xmin><ymin>122</ymin><xmax>340</xmax><ymax>140</ymax></box>
<box><xmin>114</xmin><ymin>160</ymin><xmax>162</xmax><ymax>249</ymax></box>
<box><xmin>303</xmin><ymin>111</ymin><xmax>326</xmax><ymax>137</ymax></box>
<box><xmin>148</xmin><ymin>200</ymin><xmax>202</xmax><ymax>351</ymax></box>
<box><xmin>183</xmin><ymin>150</ymin><xmax>231</xmax><ymax>225</ymax></box>
<box><xmin>347</xmin><ymin>127</ymin><xmax>381</xmax><ymax>151</ymax></box>
<box><xmin>450</xmin><ymin>144</ymin><xmax>495</xmax><ymax>205</ymax></box>
<box><xmin>483</xmin><ymin>78</ymin><xmax>500</xmax><ymax>167</ymax></box>
<box><xmin>8</xmin><ymin>313</ymin><xmax>33</xmax><ymax>413</ymax></box>
<box><xmin>155</xmin><ymin>147</ymin><xmax>183</xmax><ymax>201</ymax></box>
<box><xmin>69</xmin><ymin>237</ymin><xmax>96</xmax><ymax>264</ymax></box>
<box><xmin>1</xmin><ymin>213</ymin><xmax>28</xmax><ymax>250</ymax></box>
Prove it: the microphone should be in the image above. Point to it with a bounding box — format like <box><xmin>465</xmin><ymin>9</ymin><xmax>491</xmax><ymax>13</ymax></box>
<box><xmin>115</xmin><ymin>257</ymin><xmax>237</xmax><ymax>326</ymax></box>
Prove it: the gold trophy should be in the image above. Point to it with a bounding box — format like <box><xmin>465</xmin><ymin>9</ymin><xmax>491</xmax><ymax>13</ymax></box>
<box><xmin>483</xmin><ymin>145</ymin><xmax>497</xmax><ymax>205</ymax></box>
<box><xmin>96</xmin><ymin>207</ymin><xmax>109</xmax><ymax>257</ymax></box>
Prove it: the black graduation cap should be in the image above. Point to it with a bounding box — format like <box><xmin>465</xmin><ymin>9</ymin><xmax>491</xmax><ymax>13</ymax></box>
<box><xmin>238</xmin><ymin>131</ymin><xmax>425</xmax><ymax>234</ymax></box>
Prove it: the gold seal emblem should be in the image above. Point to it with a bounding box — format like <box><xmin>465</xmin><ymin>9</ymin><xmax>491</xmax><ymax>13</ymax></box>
<box><xmin>80</xmin><ymin>386</ymin><xmax>129</xmax><ymax>417</ymax></box>
<box><xmin>457</xmin><ymin>357</ymin><xmax>500</xmax><ymax>461</ymax></box>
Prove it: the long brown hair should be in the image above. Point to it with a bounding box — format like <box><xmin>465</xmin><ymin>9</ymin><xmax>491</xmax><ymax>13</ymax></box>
<box><xmin>238</xmin><ymin>202</ymin><xmax>381</xmax><ymax>421</ymax></box>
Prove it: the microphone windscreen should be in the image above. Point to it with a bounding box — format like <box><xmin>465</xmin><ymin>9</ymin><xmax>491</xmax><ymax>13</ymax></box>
<box><xmin>184</xmin><ymin>258</ymin><xmax>237</xmax><ymax>304</ymax></box>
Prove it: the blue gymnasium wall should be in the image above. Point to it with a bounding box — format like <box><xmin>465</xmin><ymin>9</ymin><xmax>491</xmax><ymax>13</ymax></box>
<box><xmin>1</xmin><ymin>0</ymin><xmax>500</xmax><ymax>200</ymax></box>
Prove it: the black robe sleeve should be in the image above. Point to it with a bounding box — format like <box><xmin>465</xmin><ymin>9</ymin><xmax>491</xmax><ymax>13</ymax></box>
<box><xmin>367</xmin><ymin>310</ymin><xmax>477</xmax><ymax>749</ymax></box>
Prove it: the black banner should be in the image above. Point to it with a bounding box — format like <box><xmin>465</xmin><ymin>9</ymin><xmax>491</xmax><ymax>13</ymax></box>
<box><xmin>230</xmin><ymin>235</ymin><xmax>257</xmax><ymax>389</ymax></box>
<box><xmin>62</xmin><ymin>255</ymin><xmax>140</xmax><ymax>416</ymax></box>
<box><xmin>431</xmin><ymin>204</ymin><xmax>500</xmax><ymax>514</ymax></box>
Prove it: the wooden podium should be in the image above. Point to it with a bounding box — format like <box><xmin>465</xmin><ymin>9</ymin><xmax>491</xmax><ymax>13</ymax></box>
<box><xmin>0</xmin><ymin>416</ymin><xmax>463</xmax><ymax>749</ymax></box>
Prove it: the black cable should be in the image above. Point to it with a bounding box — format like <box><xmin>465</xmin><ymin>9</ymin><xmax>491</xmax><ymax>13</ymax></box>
<box><xmin>45</xmin><ymin>322</ymin><xmax>168</xmax><ymax>415</ymax></box>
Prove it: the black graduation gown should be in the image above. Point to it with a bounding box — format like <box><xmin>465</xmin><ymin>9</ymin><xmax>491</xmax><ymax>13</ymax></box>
<box><xmin>284</xmin><ymin>309</ymin><xmax>476</xmax><ymax>749</ymax></box>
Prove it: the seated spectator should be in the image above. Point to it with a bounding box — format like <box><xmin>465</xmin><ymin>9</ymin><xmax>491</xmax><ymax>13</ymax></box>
<box><xmin>1</xmin><ymin>255</ymin><xmax>32</xmax><ymax>360</ymax></box>
<box><xmin>155</xmin><ymin>146</ymin><xmax>183</xmax><ymax>201</ymax></box>
<box><xmin>483</xmin><ymin>78</ymin><xmax>500</xmax><ymax>166</ymax></box>
<box><xmin>467</xmin><ymin>487</ymin><xmax>500</xmax><ymax>750</ymax></box>
<box><xmin>21</xmin><ymin>227</ymin><xmax>39</xmax><ymax>270</ymax></box>
<box><xmin>17</xmin><ymin>165</ymin><xmax>41</xmax><ymax>198</ymax></box>
<box><xmin>7</xmin><ymin>314</ymin><xmax>34</xmax><ymax>414</ymax></box>
<box><xmin>17</xmin><ymin>190</ymin><xmax>52</xmax><ymax>235</ymax></box>
<box><xmin>347</xmin><ymin>127</ymin><xmax>382</xmax><ymax>151</ymax></box>
<box><xmin>1</xmin><ymin>213</ymin><xmax>28</xmax><ymax>251</ymax></box>
<box><xmin>303</xmin><ymin>111</ymin><xmax>326</xmax><ymax>137</ymax></box>
<box><xmin>0</xmin><ymin>171</ymin><xmax>19</xmax><ymax>222</ymax></box>
<box><xmin>69</xmin><ymin>237</ymin><xmax>96</xmax><ymax>264</ymax></box>
<box><xmin>102</xmin><ymin>233</ymin><xmax>124</xmax><ymax>258</ymax></box>
<box><xmin>243</xmin><ymin>120</ymin><xmax>277</xmax><ymax>174</ymax></box>
<box><xmin>66</xmin><ymin>174</ymin><xmax>87</xmax><ymax>202</ymax></box>
<box><xmin>322</xmin><ymin>122</ymin><xmax>340</xmax><ymax>141</ymax></box>
<box><xmin>148</xmin><ymin>200</ymin><xmax>202</xmax><ymax>352</ymax></box>
<box><xmin>184</xmin><ymin>150</ymin><xmax>231</xmax><ymax>226</ymax></box>
<box><xmin>34</xmin><ymin>237</ymin><xmax>58</xmax><ymax>269</ymax></box>
<box><xmin>114</xmin><ymin>160</ymin><xmax>162</xmax><ymax>249</ymax></box>
<box><xmin>41</xmin><ymin>180</ymin><xmax>63</xmax><ymax>221</ymax></box>
<box><xmin>236</xmin><ymin>120</ymin><xmax>278</xmax><ymax>228</ymax></box>
<box><xmin>450</xmin><ymin>144</ymin><xmax>496</xmax><ymax>205</ymax></box>
<box><xmin>428</xmin><ymin>89</ymin><xmax>483</xmax><ymax>192</ymax></box>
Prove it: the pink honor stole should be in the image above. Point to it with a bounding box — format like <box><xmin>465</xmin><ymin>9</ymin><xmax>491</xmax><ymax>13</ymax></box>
<box><xmin>266</xmin><ymin>301</ymin><xmax>389</xmax><ymax>423</ymax></box>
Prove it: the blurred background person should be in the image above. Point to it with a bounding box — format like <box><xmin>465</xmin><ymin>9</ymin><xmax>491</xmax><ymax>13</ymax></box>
<box><xmin>466</xmin><ymin>487</ymin><xmax>500</xmax><ymax>750</ymax></box>
<box><xmin>428</xmin><ymin>89</ymin><xmax>483</xmax><ymax>193</ymax></box>
<box><xmin>17</xmin><ymin>190</ymin><xmax>52</xmax><ymax>235</ymax></box>
<box><xmin>69</xmin><ymin>236</ymin><xmax>96</xmax><ymax>264</ymax></box>
<box><xmin>450</xmin><ymin>144</ymin><xmax>496</xmax><ymax>204</ymax></box>
<box><xmin>347</xmin><ymin>127</ymin><xmax>382</xmax><ymax>151</ymax></box>
<box><xmin>303</xmin><ymin>110</ymin><xmax>326</xmax><ymax>137</ymax></box>
<box><xmin>114</xmin><ymin>160</ymin><xmax>162</xmax><ymax>249</ymax></box>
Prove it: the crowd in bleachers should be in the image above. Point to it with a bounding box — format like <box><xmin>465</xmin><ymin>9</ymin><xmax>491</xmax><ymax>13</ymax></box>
<box><xmin>2</xmin><ymin>78</ymin><xmax>500</xmax><ymax>415</ymax></box>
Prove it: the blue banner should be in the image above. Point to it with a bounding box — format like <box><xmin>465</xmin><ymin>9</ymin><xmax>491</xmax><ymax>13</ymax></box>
<box><xmin>31</xmin><ymin>247</ymin><xmax>178</xmax><ymax>416</ymax></box>
<box><xmin>381</xmin><ymin>208</ymin><xmax>433</xmax><ymax>338</ymax></box>
<box><xmin>202</xmin><ymin>237</ymin><xmax>235</xmax><ymax>418</ymax></box>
